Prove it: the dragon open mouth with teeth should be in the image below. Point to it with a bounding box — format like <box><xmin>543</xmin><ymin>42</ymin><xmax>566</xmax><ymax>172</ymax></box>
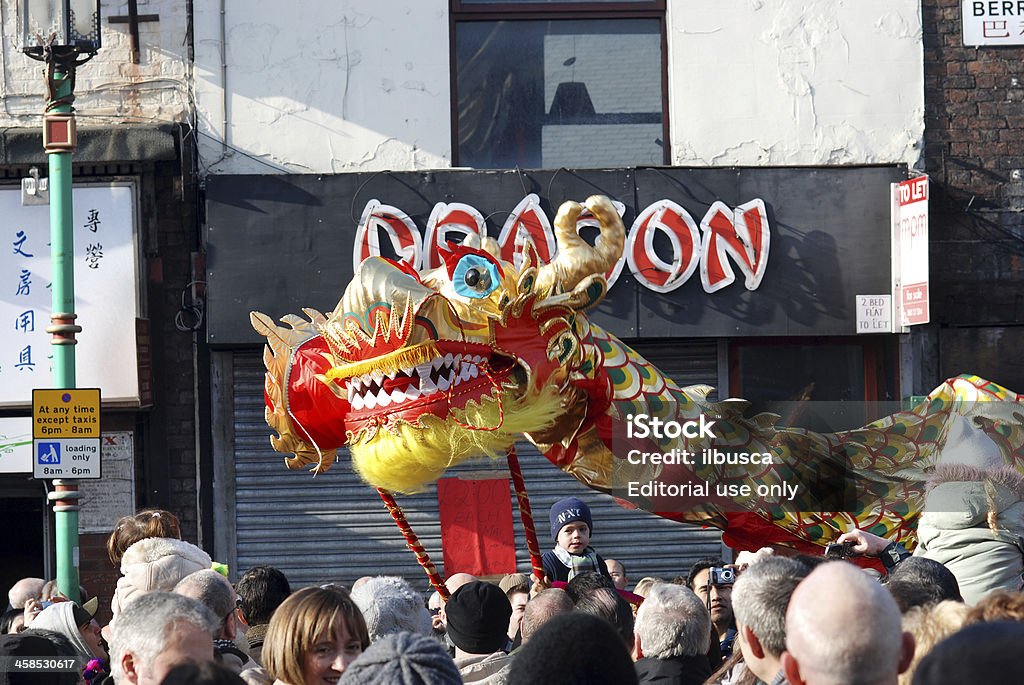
<box><xmin>345</xmin><ymin>348</ymin><xmax>495</xmax><ymax>411</ymax></box>
<box><xmin>252</xmin><ymin>195</ymin><xmax>622</xmax><ymax>496</ymax></box>
<box><xmin>252</xmin><ymin>195</ymin><xmax>1024</xmax><ymax>554</ymax></box>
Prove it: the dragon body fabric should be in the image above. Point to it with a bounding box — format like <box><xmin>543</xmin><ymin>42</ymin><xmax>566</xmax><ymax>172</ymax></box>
<box><xmin>251</xmin><ymin>195</ymin><xmax>1024</xmax><ymax>555</ymax></box>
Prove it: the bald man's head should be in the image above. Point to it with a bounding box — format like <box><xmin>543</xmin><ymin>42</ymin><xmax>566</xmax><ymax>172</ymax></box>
<box><xmin>8</xmin><ymin>578</ymin><xmax>46</xmax><ymax>609</ymax></box>
<box><xmin>439</xmin><ymin>573</ymin><xmax>478</xmax><ymax>628</ymax></box>
<box><xmin>445</xmin><ymin>573</ymin><xmax>476</xmax><ymax>594</ymax></box>
<box><xmin>783</xmin><ymin>562</ymin><xmax>913</xmax><ymax>685</ymax></box>
<box><xmin>521</xmin><ymin>589</ymin><xmax>572</xmax><ymax>643</ymax></box>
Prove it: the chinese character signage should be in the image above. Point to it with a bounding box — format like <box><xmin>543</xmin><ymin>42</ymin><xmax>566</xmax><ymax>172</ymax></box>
<box><xmin>962</xmin><ymin>1</ymin><xmax>1024</xmax><ymax>46</ymax></box>
<box><xmin>0</xmin><ymin>184</ymin><xmax>139</xmax><ymax>407</ymax></box>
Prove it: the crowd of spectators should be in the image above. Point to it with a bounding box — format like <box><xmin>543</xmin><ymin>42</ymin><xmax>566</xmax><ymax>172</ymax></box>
<box><xmin>4</xmin><ymin>480</ymin><xmax>1024</xmax><ymax>685</ymax></box>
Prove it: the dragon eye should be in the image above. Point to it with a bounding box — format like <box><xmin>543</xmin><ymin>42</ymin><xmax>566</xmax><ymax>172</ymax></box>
<box><xmin>464</xmin><ymin>267</ymin><xmax>486</xmax><ymax>288</ymax></box>
<box><xmin>453</xmin><ymin>254</ymin><xmax>500</xmax><ymax>299</ymax></box>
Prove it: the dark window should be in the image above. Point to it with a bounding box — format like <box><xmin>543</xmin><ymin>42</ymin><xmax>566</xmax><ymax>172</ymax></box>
<box><xmin>729</xmin><ymin>337</ymin><xmax>899</xmax><ymax>430</ymax></box>
<box><xmin>452</xmin><ymin>3</ymin><xmax>668</xmax><ymax>168</ymax></box>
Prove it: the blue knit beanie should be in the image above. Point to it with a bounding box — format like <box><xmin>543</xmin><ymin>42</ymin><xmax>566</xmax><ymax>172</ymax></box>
<box><xmin>549</xmin><ymin>497</ymin><xmax>593</xmax><ymax>541</ymax></box>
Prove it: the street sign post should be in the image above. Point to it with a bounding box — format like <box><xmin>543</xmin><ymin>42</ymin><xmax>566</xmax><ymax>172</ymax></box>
<box><xmin>32</xmin><ymin>388</ymin><xmax>101</xmax><ymax>479</ymax></box>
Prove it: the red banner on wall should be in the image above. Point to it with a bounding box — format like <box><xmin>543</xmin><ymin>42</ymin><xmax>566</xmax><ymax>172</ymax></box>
<box><xmin>438</xmin><ymin>477</ymin><xmax>517</xmax><ymax>577</ymax></box>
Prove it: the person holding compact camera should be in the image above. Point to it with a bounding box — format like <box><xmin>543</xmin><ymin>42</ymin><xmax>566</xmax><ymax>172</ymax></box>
<box><xmin>685</xmin><ymin>558</ymin><xmax>737</xmax><ymax>664</ymax></box>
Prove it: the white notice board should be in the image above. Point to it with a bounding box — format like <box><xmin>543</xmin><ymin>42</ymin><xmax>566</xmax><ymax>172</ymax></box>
<box><xmin>0</xmin><ymin>184</ymin><xmax>140</xmax><ymax>406</ymax></box>
<box><xmin>80</xmin><ymin>431</ymin><xmax>136</xmax><ymax>533</ymax></box>
<box><xmin>962</xmin><ymin>1</ymin><xmax>1024</xmax><ymax>46</ymax></box>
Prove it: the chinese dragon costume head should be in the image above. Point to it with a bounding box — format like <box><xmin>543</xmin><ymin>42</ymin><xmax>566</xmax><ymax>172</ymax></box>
<box><xmin>252</xmin><ymin>195</ymin><xmax>1024</xmax><ymax>557</ymax></box>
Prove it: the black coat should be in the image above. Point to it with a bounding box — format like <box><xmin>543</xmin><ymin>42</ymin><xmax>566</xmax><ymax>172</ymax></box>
<box><xmin>635</xmin><ymin>652</ymin><xmax>712</xmax><ymax>685</ymax></box>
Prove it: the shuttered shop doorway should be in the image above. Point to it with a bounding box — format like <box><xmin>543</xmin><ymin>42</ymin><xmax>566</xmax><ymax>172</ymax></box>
<box><xmin>216</xmin><ymin>343</ymin><xmax>724</xmax><ymax>591</ymax></box>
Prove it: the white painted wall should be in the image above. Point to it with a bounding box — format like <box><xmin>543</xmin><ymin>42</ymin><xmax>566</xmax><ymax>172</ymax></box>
<box><xmin>0</xmin><ymin>1</ymin><xmax>923</xmax><ymax>173</ymax></box>
<box><xmin>667</xmin><ymin>0</ymin><xmax>924</xmax><ymax>167</ymax></box>
<box><xmin>0</xmin><ymin>0</ymin><xmax>190</xmax><ymax>128</ymax></box>
<box><xmin>191</xmin><ymin>0</ymin><xmax>451</xmax><ymax>175</ymax></box>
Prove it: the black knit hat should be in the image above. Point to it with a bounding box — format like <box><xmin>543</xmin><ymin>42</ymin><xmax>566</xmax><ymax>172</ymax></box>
<box><xmin>443</xmin><ymin>581</ymin><xmax>511</xmax><ymax>655</ymax></box>
<box><xmin>0</xmin><ymin>633</ymin><xmax>70</xmax><ymax>685</ymax></box>
<box><xmin>506</xmin><ymin>612</ymin><xmax>638</xmax><ymax>685</ymax></box>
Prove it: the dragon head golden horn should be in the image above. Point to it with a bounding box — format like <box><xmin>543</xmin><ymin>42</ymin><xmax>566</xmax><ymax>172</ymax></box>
<box><xmin>535</xmin><ymin>195</ymin><xmax>625</xmax><ymax>295</ymax></box>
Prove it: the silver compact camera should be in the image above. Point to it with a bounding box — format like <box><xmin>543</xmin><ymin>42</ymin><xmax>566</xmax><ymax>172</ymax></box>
<box><xmin>709</xmin><ymin>566</ymin><xmax>736</xmax><ymax>585</ymax></box>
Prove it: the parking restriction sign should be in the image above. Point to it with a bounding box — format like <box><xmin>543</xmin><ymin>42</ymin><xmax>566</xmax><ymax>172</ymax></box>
<box><xmin>32</xmin><ymin>388</ymin><xmax>101</xmax><ymax>479</ymax></box>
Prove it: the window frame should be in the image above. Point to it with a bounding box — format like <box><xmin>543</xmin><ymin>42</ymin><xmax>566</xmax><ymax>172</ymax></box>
<box><xmin>449</xmin><ymin>1</ymin><xmax>670</xmax><ymax>167</ymax></box>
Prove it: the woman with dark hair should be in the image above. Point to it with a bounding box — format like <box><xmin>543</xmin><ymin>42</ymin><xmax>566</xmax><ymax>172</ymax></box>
<box><xmin>0</xmin><ymin>607</ymin><xmax>26</xmax><ymax>634</ymax></box>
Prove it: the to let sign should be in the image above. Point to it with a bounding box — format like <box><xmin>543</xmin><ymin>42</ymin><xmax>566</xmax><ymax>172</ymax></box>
<box><xmin>32</xmin><ymin>388</ymin><xmax>101</xmax><ymax>479</ymax></box>
<box><xmin>856</xmin><ymin>294</ymin><xmax>893</xmax><ymax>334</ymax></box>
<box><xmin>962</xmin><ymin>1</ymin><xmax>1024</xmax><ymax>45</ymax></box>
<box><xmin>891</xmin><ymin>176</ymin><xmax>930</xmax><ymax>327</ymax></box>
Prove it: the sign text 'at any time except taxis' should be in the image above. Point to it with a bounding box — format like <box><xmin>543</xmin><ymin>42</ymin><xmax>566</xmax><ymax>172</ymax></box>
<box><xmin>32</xmin><ymin>388</ymin><xmax>101</xmax><ymax>479</ymax></box>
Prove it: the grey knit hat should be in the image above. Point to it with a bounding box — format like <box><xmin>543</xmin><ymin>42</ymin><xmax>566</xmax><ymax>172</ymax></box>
<box><xmin>339</xmin><ymin>631</ymin><xmax>461</xmax><ymax>685</ymax></box>
<box><xmin>349</xmin><ymin>576</ymin><xmax>432</xmax><ymax>643</ymax></box>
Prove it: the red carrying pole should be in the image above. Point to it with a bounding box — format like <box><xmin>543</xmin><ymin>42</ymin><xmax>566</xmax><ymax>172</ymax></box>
<box><xmin>377</xmin><ymin>487</ymin><xmax>450</xmax><ymax>601</ymax></box>
<box><xmin>507</xmin><ymin>446</ymin><xmax>546</xmax><ymax>582</ymax></box>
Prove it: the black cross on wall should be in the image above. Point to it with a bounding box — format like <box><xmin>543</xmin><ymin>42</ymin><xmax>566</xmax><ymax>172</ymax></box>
<box><xmin>108</xmin><ymin>0</ymin><xmax>159</xmax><ymax>64</ymax></box>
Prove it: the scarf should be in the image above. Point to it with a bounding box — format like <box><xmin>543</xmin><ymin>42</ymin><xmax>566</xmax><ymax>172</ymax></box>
<box><xmin>552</xmin><ymin>545</ymin><xmax>601</xmax><ymax>580</ymax></box>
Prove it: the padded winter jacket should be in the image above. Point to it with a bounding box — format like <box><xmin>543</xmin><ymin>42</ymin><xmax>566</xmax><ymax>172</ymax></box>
<box><xmin>111</xmin><ymin>537</ymin><xmax>212</xmax><ymax>616</ymax></box>
<box><xmin>914</xmin><ymin>464</ymin><xmax>1024</xmax><ymax>605</ymax></box>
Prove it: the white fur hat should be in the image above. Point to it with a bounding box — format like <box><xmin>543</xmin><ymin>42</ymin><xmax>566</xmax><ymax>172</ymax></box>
<box><xmin>937</xmin><ymin>416</ymin><xmax>1004</xmax><ymax>470</ymax></box>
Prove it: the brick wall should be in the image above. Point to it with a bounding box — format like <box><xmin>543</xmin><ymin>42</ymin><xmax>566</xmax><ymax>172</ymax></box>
<box><xmin>149</xmin><ymin>161</ymin><xmax>200</xmax><ymax>542</ymax></box>
<box><xmin>76</xmin><ymin>155</ymin><xmax>201</xmax><ymax>615</ymax></box>
<box><xmin>0</xmin><ymin>1</ymin><xmax>191</xmax><ymax>128</ymax></box>
<box><xmin>923</xmin><ymin>0</ymin><xmax>1024</xmax><ymax>387</ymax></box>
<box><xmin>78</xmin><ymin>532</ymin><xmax>114</xmax><ymax>626</ymax></box>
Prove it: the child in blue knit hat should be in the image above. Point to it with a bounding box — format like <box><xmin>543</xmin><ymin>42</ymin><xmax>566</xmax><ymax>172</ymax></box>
<box><xmin>540</xmin><ymin>497</ymin><xmax>613</xmax><ymax>584</ymax></box>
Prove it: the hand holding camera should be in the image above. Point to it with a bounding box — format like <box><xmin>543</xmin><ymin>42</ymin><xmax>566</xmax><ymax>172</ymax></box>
<box><xmin>824</xmin><ymin>541</ymin><xmax>857</xmax><ymax>558</ymax></box>
<box><xmin>708</xmin><ymin>565</ymin><xmax>737</xmax><ymax>585</ymax></box>
<box><xmin>836</xmin><ymin>528</ymin><xmax>891</xmax><ymax>557</ymax></box>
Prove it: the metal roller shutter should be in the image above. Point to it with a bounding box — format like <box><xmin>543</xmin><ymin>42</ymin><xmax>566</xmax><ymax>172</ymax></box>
<box><xmin>627</xmin><ymin>339</ymin><xmax>722</xmax><ymax>399</ymax></box>
<box><xmin>229</xmin><ymin>341</ymin><xmax>723</xmax><ymax>593</ymax></box>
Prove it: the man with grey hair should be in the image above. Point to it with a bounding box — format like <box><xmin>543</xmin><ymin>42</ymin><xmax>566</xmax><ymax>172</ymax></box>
<box><xmin>174</xmin><ymin>569</ymin><xmax>251</xmax><ymax>673</ymax></box>
<box><xmin>782</xmin><ymin>562</ymin><xmax>915</xmax><ymax>685</ymax></box>
<box><xmin>109</xmin><ymin>591</ymin><xmax>218</xmax><ymax>685</ymax></box>
<box><xmin>633</xmin><ymin>583</ymin><xmax>711</xmax><ymax>685</ymax></box>
<box><xmin>520</xmin><ymin>588</ymin><xmax>572</xmax><ymax>644</ymax></box>
<box><xmin>732</xmin><ymin>556</ymin><xmax>811</xmax><ymax>685</ymax></box>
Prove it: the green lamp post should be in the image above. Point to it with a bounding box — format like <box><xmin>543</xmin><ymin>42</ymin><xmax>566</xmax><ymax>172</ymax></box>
<box><xmin>20</xmin><ymin>0</ymin><xmax>101</xmax><ymax>604</ymax></box>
